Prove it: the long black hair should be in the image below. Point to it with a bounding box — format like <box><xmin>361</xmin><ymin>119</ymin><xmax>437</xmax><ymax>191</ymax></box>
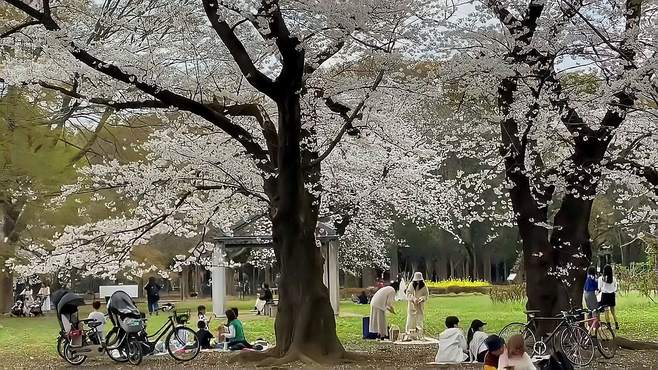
<box><xmin>412</xmin><ymin>280</ymin><xmax>425</xmax><ymax>290</ymax></box>
<box><xmin>603</xmin><ymin>264</ymin><xmax>613</xmax><ymax>284</ymax></box>
<box><xmin>467</xmin><ymin>320</ymin><xmax>484</xmax><ymax>346</ymax></box>
<box><xmin>225</xmin><ymin>308</ymin><xmax>237</xmax><ymax>325</ymax></box>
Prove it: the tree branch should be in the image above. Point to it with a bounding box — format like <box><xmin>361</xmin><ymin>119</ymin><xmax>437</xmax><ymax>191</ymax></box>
<box><xmin>304</xmin><ymin>40</ymin><xmax>346</xmax><ymax>75</ymax></box>
<box><xmin>202</xmin><ymin>0</ymin><xmax>277</xmax><ymax>98</ymax></box>
<box><xmin>4</xmin><ymin>0</ymin><xmax>273</xmax><ymax>172</ymax></box>
<box><xmin>0</xmin><ymin>20</ymin><xmax>40</xmax><ymax>38</ymax></box>
<box><xmin>308</xmin><ymin>69</ymin><xmax>385</xmax><ymax>167</ymax></box>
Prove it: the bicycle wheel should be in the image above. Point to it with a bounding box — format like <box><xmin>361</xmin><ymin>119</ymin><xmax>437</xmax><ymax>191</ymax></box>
<box><xmin>105</xmin><ymin>328</ymin><xmax>129</xmax><ymax>363</ymax></box>
<box><xmin>166</xmin><ymin>326</ymin><xmax>200</xmax><ymax>361</ymax></box>
<box><xmin>126</xmin><ymin>339</ymin><xmax>143</xmax><ymax>366</ymax></box>
<box><xmin>63</xmin><ymin>342</ymin><xmax>87</xmax><ymax>366</ymax></box>
<box><xmin>596</xmin><ymin>323</ymin><xmax>617</xmax><ymax>359</ymax></box>
<box><xmin>560</xmin><ymin>326</ymin><xmax>594</xmax><ymax>367</ymax></box>
<box><xmin>57</xmin><ymin>335</ymin><xmax>67</xmax><ymax>360</ymax></box>
<box><xmin>499</xmin><ymin>322</ymin><xmax>537</xmax><ymax>355</ymax></box>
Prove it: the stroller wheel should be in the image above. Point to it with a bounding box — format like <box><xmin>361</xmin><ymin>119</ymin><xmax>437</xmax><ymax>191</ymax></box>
<box><xmin>63</xmin><ymin>342</ymin><xmax>87</xmax><ymax>365</ymax></box>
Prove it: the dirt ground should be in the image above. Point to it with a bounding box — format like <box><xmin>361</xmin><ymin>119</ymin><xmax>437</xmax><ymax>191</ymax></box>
<box><xmin>7</xmin><ymin>344</ymin><xmax>658</xmax><ymax>369</ymax></box>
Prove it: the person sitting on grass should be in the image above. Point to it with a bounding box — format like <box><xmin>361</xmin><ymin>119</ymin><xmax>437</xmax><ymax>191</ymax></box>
<box><xmin>357</xmin><ymin>291</ymin><xmax>369</xmax><ymax>304</ymax></box>
<box><xmin>497</xmin><ymin>334</ymin><xmax>536</xmax><ymax>370</ymax></box>
<box><xmin>197</xmin><ymin>320</ymin><xmax>215</xmax><ymax>349</ymax></box>
<box><xmin>218</xmin><ymin>308</ymin><xmax>252</xmax><ymax>350</ymax></box>
<box><xmin>483</xmin><ymin>335</ymin><xmax>505</xmax><ymax>370</ymax></box>
<box><xmin>467</xmin><ymin>319</ymin><xmax>489</xmax><ymax>362</ymax></box>
<box><xmin>435</xmin><ymin>316</ymin><xmax>468</xmax><ymax>363</ymax></box>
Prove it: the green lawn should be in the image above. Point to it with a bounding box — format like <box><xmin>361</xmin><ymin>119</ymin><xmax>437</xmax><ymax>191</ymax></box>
<box><xmin>0</xmin><ymin>293</ymin><xmax>655</xmax><ymax>360</ymax></box>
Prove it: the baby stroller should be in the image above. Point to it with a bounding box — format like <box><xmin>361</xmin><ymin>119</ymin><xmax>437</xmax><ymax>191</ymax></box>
<box><xmin>10</xmin><ymin>296</ymin><xmax>25</xmax><ymax>317</ymax></box>
<box><xmin>53</xmin><ymin>289</ymin><xmax>104</xmax><ymax>365</ymax></box>
<box><xmin>106</xmin><ymin>290</ymin><xmax>146</xmax><ymax>365</ymax></box>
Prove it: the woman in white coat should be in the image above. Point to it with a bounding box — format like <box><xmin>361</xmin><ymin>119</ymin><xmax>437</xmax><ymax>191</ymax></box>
<box><xmin>369</xmin><ymin>281</ymin><xmax>400</xmax><ymax>339</ymax></box>
<box><xmin>405</xmin><ymin>272</ymin><xmax>429</xmax><ymax>340</ymax></box>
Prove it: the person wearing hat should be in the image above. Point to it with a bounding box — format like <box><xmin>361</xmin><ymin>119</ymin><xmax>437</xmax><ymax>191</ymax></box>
<box><xmin>404</xmin><ymin>272</ymin><xmax>430</xmax><ymax>340</ymax></box>
<box><xmin>483</xmin><ymin>334</ymin><xmax>505</xmax><ymax>370</ymax></box>
<box><xmin>467</xmin><ymin>319</ymin><xmax>489</xmax><ymax>362</ymax></box>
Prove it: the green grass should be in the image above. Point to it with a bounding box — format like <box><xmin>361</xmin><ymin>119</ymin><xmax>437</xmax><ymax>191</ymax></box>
<box><xmin>1</xmin><ymin>293</ymin><xmax>655</xmax><ymax>360</ymax></box>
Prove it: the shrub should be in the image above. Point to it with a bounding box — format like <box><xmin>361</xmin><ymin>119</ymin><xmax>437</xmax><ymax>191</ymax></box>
<box><xmin>425</xmin><ymin>279</ymin><xmax>491</xmax><ymax>295</ymax></box>
<box><xmin>616</xmin><ymin>263</ymin><xmax>657</xmax><ymax>301</ymax></box>
<box><xmin>490</xmin><ymin>284</ymin><xmax>526</xmax><ymax>304</ymax></box>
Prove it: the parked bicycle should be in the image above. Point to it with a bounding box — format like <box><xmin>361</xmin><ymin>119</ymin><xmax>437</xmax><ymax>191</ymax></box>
<box><xmin>571</xmin><ymin>306</ymin><xmax>617</xmax><ymax>359</ymax></box>
<box><xmin>133</xmin><ymin>303</ymin><xmax>200</xmax><ymax>362</ymax></box>
<box><xmin>499</xmin><ymin>309</ymin><xmax>595</xmax><ymax>367</ymax></box>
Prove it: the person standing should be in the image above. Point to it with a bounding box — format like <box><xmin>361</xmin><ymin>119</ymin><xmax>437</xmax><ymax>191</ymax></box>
<box><xmin>598</xmin><ymin>264</ymin><xmax>619</xmax><ymax>329</ymax></box>
<box><xmin>404</xmin><ymin>272</ymin><xmax>429</xmax><ymax>340</ymax></box>
<box><xmin>38</xmin><ymin>281</ymin><xmax>51</xmax><ymax>312</ymax></box>
<box><xmin>369</xmin><ymin>281</ymin><xmax>400</xmax><ymax>339</ymax></box>
<box><xmin>144</xmin><ymin>277</ymin><xmax>161</xmax><ymax>316</ymax></box>
<box><xmin>583</xmin><ymin>266</ymin><xmax>599</xmax><ymax>332</ymax></box>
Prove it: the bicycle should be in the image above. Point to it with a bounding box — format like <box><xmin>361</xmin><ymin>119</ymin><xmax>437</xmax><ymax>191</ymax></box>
<box><xmin>135</xmin><ymin>303</ymin><xmax>200</xmax><ymax>362</ymax></box>
<box><xmin>499</xmin><ymin>309</ymin><xmax>595</xmax><ymax>367</ymax></box>
<box><xmin>572</xmin><ymin>306</ymin><xmax>617</xmax><ymax>359</ymax></box>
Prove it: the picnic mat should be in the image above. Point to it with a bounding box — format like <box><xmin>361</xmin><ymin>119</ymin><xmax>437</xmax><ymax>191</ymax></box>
<box><xmin>391</xmin><ymin>337</ymin><xmax>440</xmax><ymax>345</ymax></box>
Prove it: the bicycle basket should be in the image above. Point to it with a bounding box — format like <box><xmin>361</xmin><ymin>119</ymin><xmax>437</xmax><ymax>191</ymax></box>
<box><xmin>175</xmin><ymin>310</ymin><xmax>190</xmax><ymax>324</ymax></box>
<box><xmin>120</xmin><ymin>317</ymin><xmax>145</xmax><ymax>333</ymax></box>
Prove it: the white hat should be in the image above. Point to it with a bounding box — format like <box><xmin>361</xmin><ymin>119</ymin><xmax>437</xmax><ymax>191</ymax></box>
<box><xmin>412</xmin><ymin>272</ymin><xmax>424</xmax><ymax>282</ymax></box>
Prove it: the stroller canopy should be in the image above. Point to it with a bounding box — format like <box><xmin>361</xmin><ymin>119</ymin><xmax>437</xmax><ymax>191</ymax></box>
<box><xmin>56</xmin><ymin>292</ymin><xmax>85</xmax><ymax>315</ymax></box>
<box><xmin>108</xmin><ymin>290</ymin><xmax>141</xmax><ymax>319</ymax></box>
<box><xmin>51</xmin><ymin>289</ymin><xmax>69</xmax><ymax>309</ymax></box>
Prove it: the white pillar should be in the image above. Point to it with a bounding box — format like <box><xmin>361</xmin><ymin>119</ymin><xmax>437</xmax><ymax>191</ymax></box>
<box><xmin>212</xmin><ymin>242</ymin><xmax>226</xmax><ymax>316</ymax></box>
<box><xmin>322</xmin><ymin>241</ymin><xmax>340</xmax><ymax>316</ymax></box>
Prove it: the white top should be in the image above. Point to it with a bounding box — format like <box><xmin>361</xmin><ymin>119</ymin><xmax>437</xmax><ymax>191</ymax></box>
<box><xmin>223</xmin><ymin>325</ymin><xmax>236</xmax><ymax>339</ymax></box>
<box><xmin>38</xmin><ymin>286</ymin><xmax>50</xmax><ymax>296</ymax></box>
<box><xmin>88</xmin><ymin>311</ymin><xmax>106</xmax><ymax>334</ymax></box>
<box><xmin>435</xmin><ymin>327</ymin><xmax>468</xmax><ymax>363</ymax></box>
<box><xmin>497</xmin><ymin>351</ymin><xmax>536</xmax><ymax>370</ymax></box>
<box><xmin>469</xmin><ymin>331</ymin><xmax>488</xmax><ymax>359</ymax></box>
<box><xmin>370</xmin><ymin>286</ymin><xmax>396</xmax><ymax>311</ymax></box>
<box><xmin>598</xmin><ymin>276</ymin><xmax>618</xmax><ymax>294</ymax></box>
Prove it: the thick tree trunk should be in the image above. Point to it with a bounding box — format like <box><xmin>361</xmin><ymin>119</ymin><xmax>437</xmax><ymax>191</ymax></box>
<box><xmin>0</xmin><ymin>268</ymin><xmax>12</xmax><ymax>313</ymax></box>
<box><xmin>262</xmin><ymin>92</ymin><xmax>345</xmax><ymax>363</ymax></box>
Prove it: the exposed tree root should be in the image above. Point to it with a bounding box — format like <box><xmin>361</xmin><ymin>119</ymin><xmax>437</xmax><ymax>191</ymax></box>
<box><xmin>615</xmin><ymin>336</ymin><xmax>658</xmax><ymax>350</ymax></box>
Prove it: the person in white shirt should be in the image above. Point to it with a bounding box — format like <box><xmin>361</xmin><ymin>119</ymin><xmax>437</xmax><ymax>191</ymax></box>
<box><xmin>435</xmin><ymin>316</ymin><xmax>468</xmax><ymax>363</ymax></box>
<box><xmin>467</xmin><ymin>319</ymin><xmax>489</xmax><ymax>362</ymax></box>
<box><xmin>597</xmin><ymin>264</ymin><xmax>619</xmax><ymax>330</ymax></box>
<box><xmin>88</xmin><ymin>301</ymin><xmax>106</xmax><ymax>342</ymax></box>
<box><xmin>38</xmin><ymin>283</ymin><xmax>51</xmax><ymax>312</ymax></box>
<box><xmin>405</xmin><ymin>272</ymin><xmax>430</xmax><ymax>340</ymax></box>
<box><xmin>368</xmin><ymin>281</ymin><xmax>400</xmax><ymax>339</ymax></box>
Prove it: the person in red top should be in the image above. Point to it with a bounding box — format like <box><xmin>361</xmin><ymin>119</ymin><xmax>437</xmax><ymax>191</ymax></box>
<box><xmin>483</xmin><ymin>335</ymin><xmax>505</xmax><ymax>370</ymax></box>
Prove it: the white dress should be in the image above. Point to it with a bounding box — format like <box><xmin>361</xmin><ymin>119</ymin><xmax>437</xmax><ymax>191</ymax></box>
<box><xmin>404</xmin><ymin>282</ymin><xmax>429</xmax><ymax>339</ymax></box>
<box><xmin>369</xmin><ymin>286</ymin><xmax>396</xmax><ymax>337</ymax></box>
<box><xmin>39</xmin><ymin>286</ymin><xmax>51</xmax><ymax>311</ymax></box>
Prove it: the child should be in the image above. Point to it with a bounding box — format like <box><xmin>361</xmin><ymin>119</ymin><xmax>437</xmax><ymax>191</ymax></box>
<box><xmin>483</xmin><ymin>335</ymin><xmax>505</xmax><ymax>370</ymax></box>
<box><xmin>497</xmin><ymin>334</ymin><xmax>536</xmax><ymax>370</ymax></box>
<box><xmin>467</xmin><ymin>319</ymin><xmax>489</xmax><ymax>362</ymax></box>
<box><xmin>197</xmin><ymin>320</ymin><xmax>215</xmax><ymax>349</ymax></box>
<box><xmin>198</xmin><ymin>305</ymin><xmax>211</xmax><ymax>326</ymax></box>
<box><xmin>87</xmin><ymin>301</ymin><xmax>106</xmax><ymax>342</ymax></box>
<box><xmin>435</xmin><ymin>316</ymin><xmax>468</xmax><ymax>363</ymax></box>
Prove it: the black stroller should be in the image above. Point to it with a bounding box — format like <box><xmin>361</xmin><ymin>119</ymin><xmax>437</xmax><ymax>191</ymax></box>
<box><xmin>106</xmin><ymin>291</ymin><xmax>146</xmax><ymax>365</ymax></box>
<box><xmin>53</xmin><ymin>289</ymin><xmax>105</xmax><ymax>365</ymax></box>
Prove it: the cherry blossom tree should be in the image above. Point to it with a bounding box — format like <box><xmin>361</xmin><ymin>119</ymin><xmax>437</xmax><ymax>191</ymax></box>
<box><xmin>0</xmin><ymin>0</ymin><xmax>444</xmax><ymax>362</ymax></box>
<box><xmin>428</xmin><ymin>0</ymin><xmax>657</xmax><ymax>324</ymax></box>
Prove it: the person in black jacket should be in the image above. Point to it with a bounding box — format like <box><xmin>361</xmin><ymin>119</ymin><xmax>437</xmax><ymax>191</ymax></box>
<box><xmin>144</xmin><ymin>277</ymin><xmax>161</xmax><ymax>316</ymax></box>
<box><xmin>255</xmin><ymin>283</ymin><xmax>273</xmax><ymax>315</ymax></box>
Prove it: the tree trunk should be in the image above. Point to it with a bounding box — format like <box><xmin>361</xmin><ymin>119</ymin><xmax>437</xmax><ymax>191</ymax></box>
<box><xmin>483</xmin><ymin>252</ymin><xmax>492</xmax><ymax>282</ymax></box>
<box><xmin>0</xmin><ymin>268</ymin><xmax>12</xmax><ymax>313</ymax></box>
<box><xmin>389</xmin><ymin>244</ymin><xmax>399</xmax><ymax>281</ymax></box>
<box><xmin>0</xmin><ymin>202</ymin><xmax>21</xmax><ymax>313</ymax></box>
<box><xmin>264</xmin><ymin>92</ymin><xmax>345</xmax><ymax>362</ymax></box>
